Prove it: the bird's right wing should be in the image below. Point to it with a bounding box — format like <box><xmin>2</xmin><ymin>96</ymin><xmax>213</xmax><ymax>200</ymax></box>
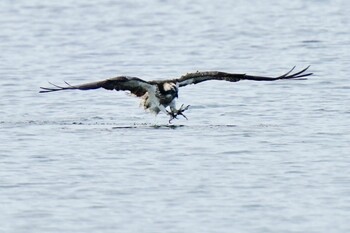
<box><xmin>39</xmin><ymin>76</ymin><xmax>153</xmax><ymax>97</ymax></box>
<box><xmin>168</xmin><ymin>66</ymin><xmax>312</xmax><ymax>87</ymax></box>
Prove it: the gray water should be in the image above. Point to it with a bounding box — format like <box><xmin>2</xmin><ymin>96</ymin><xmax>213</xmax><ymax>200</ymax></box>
<box><xmin>1</xmin><ymin>0</ymin><xmax>350</xmax><ymax>232</ymax></box>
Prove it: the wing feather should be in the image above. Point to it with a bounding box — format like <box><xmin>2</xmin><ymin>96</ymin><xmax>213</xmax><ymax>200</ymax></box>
<box><xmin>40</xmin><ymin>76</ymin><xmax>153</xmax><ymax>97</ymax></box>
<box><xmin>166</xmin><ymin>66</ymin><xmax>312</xmax><ymax>87</ymax></box>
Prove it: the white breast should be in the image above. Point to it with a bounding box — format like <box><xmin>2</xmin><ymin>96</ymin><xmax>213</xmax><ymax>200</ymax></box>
<box><xmin>139</xmin><ymin>86</ymin><xmax>162</xmax><ymax>114</ymax></box>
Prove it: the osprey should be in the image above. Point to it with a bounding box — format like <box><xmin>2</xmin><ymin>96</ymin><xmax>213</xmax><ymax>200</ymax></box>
<box><xmin>40</xmin><ymin>66</ymin><xmax>312</xmax><ymax>122</ymax></box>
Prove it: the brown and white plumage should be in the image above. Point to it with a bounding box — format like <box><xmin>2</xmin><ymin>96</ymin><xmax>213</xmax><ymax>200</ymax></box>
<box><xmin>40</xmin><ymin>66</ymin><xmax>313</xmax><ymax>122</ymax></box>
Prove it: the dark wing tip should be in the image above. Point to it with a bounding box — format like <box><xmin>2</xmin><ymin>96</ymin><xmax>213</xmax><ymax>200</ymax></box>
<box><xmin>243</xmin><ymin>66</ymin><xmax>313</xmax><ymax>81</ymax></box>
<box><xmin>277</xmin><ymin>65</ymin><xmax>313</xmax><ymax>80</ymax></box>
<box><xmin>39</xmin><ymin>81</ymin><xmax>75</xmax><ymax>93</ymax></box>
<box><xmin>39</xmin><ymin>87</ymin><xmax>55</xmax><ymax>93</ymax></box>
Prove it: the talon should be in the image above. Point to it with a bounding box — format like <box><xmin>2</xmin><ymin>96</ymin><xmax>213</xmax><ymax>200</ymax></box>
<box><xmin>168</xmin><ymin>115</ymin><xmax>173</xmax><ymax>124</ymax></box>
<box><xmin>167</xmin><ymin>109</ymin><xmax>177</xmax><ymax>124</ymax></box>
<box><xmin>168</xmin><ymin>115</ymin><xmax>176</xmax><ymax>123</ymax></box>
<box><xmin>178</xmin><ymin>112</ymin><xmax>188</xmax><ymax>120</ymax></box>
<box><xmin>183</xmin><ymin>105</ymin><xmax>190</xmax><ymax>111</ymax></box>
<box><xmin>167</xmin><ymin>105</ymin><xmax>190</xmax><ymax>123</ymax></box>
<box><xmin>176</xmin><ymin>105</ymin><xmax>190</xmax><ymax>120</ymax></box>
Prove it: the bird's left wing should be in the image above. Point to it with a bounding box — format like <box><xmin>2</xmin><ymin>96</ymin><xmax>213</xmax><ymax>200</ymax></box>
<box><xmin>167</xmin><ymin>66</ymin><xmax>312</xmax><ymax>87</ymax></box>
<box><xmin>40</xmin><ymin>76</ymin><xmax>153</xmax><ymax>97</ymax></box>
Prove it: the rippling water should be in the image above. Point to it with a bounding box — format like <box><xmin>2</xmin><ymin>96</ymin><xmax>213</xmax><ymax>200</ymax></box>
<box><xmin>1</xmin><ymin>0</ymin><xmax>350</xmax><ymax>232</ymax></box>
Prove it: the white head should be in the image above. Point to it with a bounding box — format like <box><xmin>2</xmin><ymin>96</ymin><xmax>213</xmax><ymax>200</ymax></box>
<box><xmin>162</xmin><ymin>82</ymin><xmax>179</xmax><ymax>98</ymax></box>
<box><xmin>163</xmin><ymin>82</ymin><xmax>177</xmax><ymax>91</ymax></box>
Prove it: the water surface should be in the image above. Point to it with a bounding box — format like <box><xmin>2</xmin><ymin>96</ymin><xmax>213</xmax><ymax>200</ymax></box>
<box><xmin>1</xmin><ymin>0</ymin><xmax>350</xmax><ymax>232</ymax></box>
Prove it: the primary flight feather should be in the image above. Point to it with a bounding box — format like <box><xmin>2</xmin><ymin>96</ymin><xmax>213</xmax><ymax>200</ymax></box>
<box><xmin>40</xmin><ymin>66</ymin><xmax>312</xmax><ymax>122</ymax></box>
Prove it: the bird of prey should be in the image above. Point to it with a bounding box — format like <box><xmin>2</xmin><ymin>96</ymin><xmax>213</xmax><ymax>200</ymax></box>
<box><xmin>40</xmin><ymin>66</ymin><xmax>312</xmax><ymax>122</ymax></box>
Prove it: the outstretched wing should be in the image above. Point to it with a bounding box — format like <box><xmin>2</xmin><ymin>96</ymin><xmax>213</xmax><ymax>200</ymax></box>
<box><xmin>40</xmin><ymin>76</ymin><xmax>153</xmax><ymax>97</ymax></box>
<box><xmin>167</xmin><ymin>66</ymin><xmax>312</xmax><ymax>87</ymax></box>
